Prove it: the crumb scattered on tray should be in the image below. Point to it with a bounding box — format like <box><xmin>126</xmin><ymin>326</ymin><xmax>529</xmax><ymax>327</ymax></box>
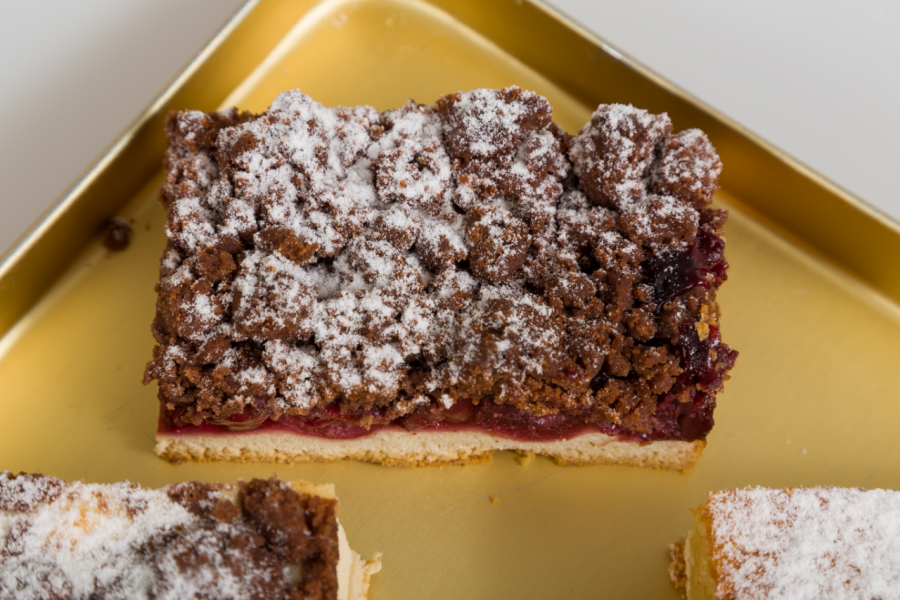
<box><xmin>517</xmin><ymin>451</ymin><xmax>536</xmax><ymax>466</ymax></box>
<box><xmin>102</xmin><ymin>216</ymin><xmax>132</xmax><ymax>251</ymax></box>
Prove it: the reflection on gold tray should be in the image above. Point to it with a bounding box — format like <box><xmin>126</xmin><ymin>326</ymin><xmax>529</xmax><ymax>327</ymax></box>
<box><xmin>1</xmin><ymin>1</ymin><xmax>899</xmax><ymax>598</ymax></box>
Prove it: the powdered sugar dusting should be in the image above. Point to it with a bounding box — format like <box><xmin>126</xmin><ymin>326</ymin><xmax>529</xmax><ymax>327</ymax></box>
<box><xmin>0</xmin><ymin>472</ymin><xmax>254</xmax><ymax>600</ymax></box>
<box><xmin>571</xmin><ymin>103</ymin><xmax>672</xmax><ymax>210</ymax></box>
<box><xmin>444</xmin><ymin>88</ymin><xmax>537</xmax><ymax>157</ymax></box>
<box><xmin>651</xmin><ymin>128</ymin><xmax>723</xmax><ymax>207</ymax></box>
<box><xmin>233</xmin><ymin>249</ymin><xmax>316</xmax><ymax>341</ymax></box>
<box><xmin>264</xmin><ymin>340</ymin><xmax>319</xmax><ymax>410</ymax></box>
<box><xmin>149</xmin><ymin>87</ymin><xmax>728</xmax><ymax>424</ymax></box>
<box><xmin>707</xmin><ymin>487</ymin><xmax>900</xmax><ymax>599</ymax></box>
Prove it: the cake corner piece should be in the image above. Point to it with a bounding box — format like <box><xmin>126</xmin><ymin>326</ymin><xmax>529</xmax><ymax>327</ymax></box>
<box><xmin>0</xmin><ymin>471</ymin><xmax>380</xmax><ymax>599</ymax></box>
<box><xmin>673</xmin><ymin>486</ymin><xmax>900</xmax><ymax>599</ymax></box>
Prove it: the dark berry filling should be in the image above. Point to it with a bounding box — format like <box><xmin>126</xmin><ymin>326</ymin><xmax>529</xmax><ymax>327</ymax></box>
<box><xmin>646</xmin><ymin>227</ymin><xmax>727</xmax><ymax>305</ymax></box>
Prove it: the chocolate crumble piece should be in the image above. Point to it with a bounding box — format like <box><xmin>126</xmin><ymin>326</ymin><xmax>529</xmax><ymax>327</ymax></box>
<box><xmin>572</xmin><ymin>104</ymin><xmax>671</xmax><ymax>209</ymax></box>
<box><xmin>465</xmin><ymin>204</ymin><xmax>530</xmax><ymax>283</ymax></box>
<box><xmin>145</xmin><ymin>87</ymin><xmax>737</xmax><ymax>443</ymax></box>
<box><xmin>102</xmin><ymin>216</ymin><xmax>132</xmax><ymax>251</ymax></box>
<box><xmin>652</xmin><ymin>129</ymin><xmax>723</xmax><ymax>209</ymax></box>
<box><xmin>0</xmin><ymin>472</ymin><xmax>344</xmax><ymax>600</ymax></box>
<box><xmin>241</xmin><ymin>478</ymin><xmax>340</xmax><ymax>600</ymax></box>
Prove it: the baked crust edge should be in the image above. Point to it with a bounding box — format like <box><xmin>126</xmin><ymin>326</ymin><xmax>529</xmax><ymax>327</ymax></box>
<box><xmin>669</xmin><ymin>540</ymin><xmax>688</xmax><ymax>600</ymax></box>
<box><xmin>156</xmin><ymin>429</ymin><xmax>705</xmax><ymax>471</ymax></box>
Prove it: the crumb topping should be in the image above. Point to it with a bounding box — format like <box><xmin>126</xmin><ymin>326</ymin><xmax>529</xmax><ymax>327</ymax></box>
<box><xmin>707</xmin><ymin>487</ymin><xmax>900</xmax><ymax>599</ymax></box>
<box><xmin>0</xmin><ymin>472</ymin><xmax>339</xmax><ymax>600</ymax></box>
<box><xmin>145</xmin><ymin>87</ymin><xmax>736</xmax><ymax>440</ymax></box>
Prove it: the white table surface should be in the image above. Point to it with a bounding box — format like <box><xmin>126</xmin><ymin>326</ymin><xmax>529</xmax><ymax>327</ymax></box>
<box><xmin>1</xmin><ymin>0</ymin><xmax>898</xmax><ymax>257</ymax></box>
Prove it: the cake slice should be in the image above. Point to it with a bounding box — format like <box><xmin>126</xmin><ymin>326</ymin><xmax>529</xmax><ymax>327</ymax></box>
<box><xmin>144</xmin><ymin>86</ymin><xmax>737</xmax><ymax>470</ymax></box>
<box><xmin>670</xmin><ymin>487</ymin><xmax>900</xmax><ymax>599</ymax></box>
<box><xmin>0</xmin><ymin>471</ymin><xmax>381</xmax><ymax>600</ymax></box>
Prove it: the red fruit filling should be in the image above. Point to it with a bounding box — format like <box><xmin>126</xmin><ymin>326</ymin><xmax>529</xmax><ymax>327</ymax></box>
<box><xmin>646</xmin><ymin>228</ymin><xmax>727</xmax><ymax>304</ymax></box>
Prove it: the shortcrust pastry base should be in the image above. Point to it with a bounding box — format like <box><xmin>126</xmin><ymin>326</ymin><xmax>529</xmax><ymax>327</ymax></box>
<box><xmin>671</xmin><ymin>504</ymin><xmax>716</xmax><ymax>600</ymax></box>
<box><xmin>157</xmin><ymin>429</ymin><xmax>705</xmax><ymax>471</ymax></box>
<box><xmin>337</xmin><ymin>520</ymin><xmax>382</xmax><ymax>600</ymax></box>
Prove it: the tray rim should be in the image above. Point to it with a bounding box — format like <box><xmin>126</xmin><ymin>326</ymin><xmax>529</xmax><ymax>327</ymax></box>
<box><xmin>1</xmin><ymin>0</ymin><xmax>898</xmax><ymax>339</ymax></box>
<box><xmin>537</xmin><ymin>0</ymin><xmax>900</xmax><ymax>232</ymax></box>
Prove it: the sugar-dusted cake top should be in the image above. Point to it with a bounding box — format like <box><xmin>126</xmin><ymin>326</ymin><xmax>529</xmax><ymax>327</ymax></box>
<box><xmin>0</xmin><ymin>472</ymin><xmax>340</xmax><ymax>600</ymax></box>
<box><xmin>706</xmin><ymin>487</ymin><xmax>900</xmax><ymax>599</ymax></box>
<box><xmin>146</xmin><ymin>87</ymin><xmax>736</xmax><ymax>442</ymax></box>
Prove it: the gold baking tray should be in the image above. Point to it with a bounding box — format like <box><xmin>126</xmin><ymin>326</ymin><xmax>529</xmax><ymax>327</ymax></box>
<box><xmin>1</xmin><ymin>1</ymin><xmax>899</xmax><ymax>597</ymax></box>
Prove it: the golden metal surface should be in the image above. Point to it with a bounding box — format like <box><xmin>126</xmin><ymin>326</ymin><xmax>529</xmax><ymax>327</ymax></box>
<box><xmin>0</xmin><ymin>0</ymin><xmax>298</xmax><ymax>335</ymax></box>
<box><xmin>1</xmin><ymin>0</ymin><xmax>899</xmax><ymax>598</ymax></box>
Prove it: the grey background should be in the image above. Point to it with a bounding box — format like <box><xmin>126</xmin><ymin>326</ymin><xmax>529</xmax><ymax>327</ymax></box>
<box><xmin>1</xmin><ymin>0</ymin><xmax>898</xmax><ymax>257</ymax></box>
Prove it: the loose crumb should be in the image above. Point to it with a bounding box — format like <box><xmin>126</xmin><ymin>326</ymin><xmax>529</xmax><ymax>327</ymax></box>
<box><xmin>668</xmin><ymin>541</ymin><xmax>687</xmax><ymax>599</ymax></box>
<box><xmin>102</xmin><ymin>216</ymin><xmax>132</xmax><ymax>251</ymax></box>
<box><xmin>517</xmin><ymin>451</ymin><xmax>536</xmax><ymax>466</ymax></box>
